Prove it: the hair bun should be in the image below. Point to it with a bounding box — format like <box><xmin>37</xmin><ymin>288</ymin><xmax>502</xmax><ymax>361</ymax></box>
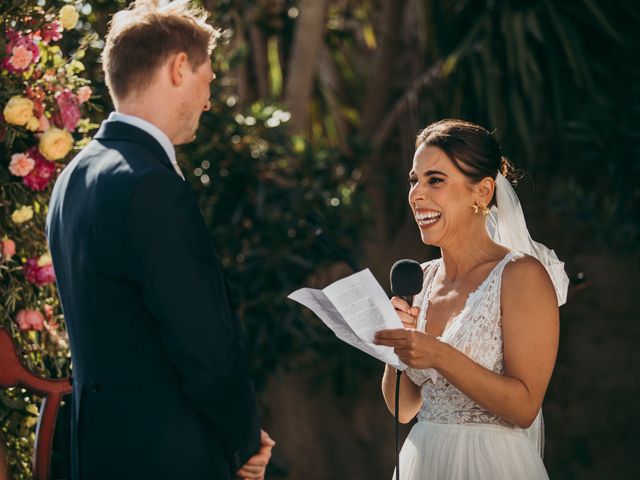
<box><xmin>500</xmin><ymin>156</ymin><xmax>522</xmax><ymax>185</ymax></box>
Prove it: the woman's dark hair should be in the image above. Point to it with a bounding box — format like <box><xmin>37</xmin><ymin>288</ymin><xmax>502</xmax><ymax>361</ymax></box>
<box><xmin>415</xmin><ymin>119</ymin><xmax>519</xmax><ymax>207</ymax></box>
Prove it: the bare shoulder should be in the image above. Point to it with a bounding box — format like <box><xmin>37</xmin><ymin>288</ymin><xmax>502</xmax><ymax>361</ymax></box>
<box><xmin>503</xmin><ymin>253</ymin><xmax>552</xmax><ymax>286</ymax></box>
<box><xmin>501</xmin><ymin>253</ymin><xmax>556</xmax><ymax>307</ymax></box>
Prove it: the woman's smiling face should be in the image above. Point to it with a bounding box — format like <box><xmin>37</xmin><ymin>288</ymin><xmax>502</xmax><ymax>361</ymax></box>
<box><xmin>408</xmin><ymin>144</ymin><xmax>490</xmax><ymax>247</ymax></box>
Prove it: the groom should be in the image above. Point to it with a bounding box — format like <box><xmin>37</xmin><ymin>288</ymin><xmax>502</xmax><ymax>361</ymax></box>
<box><xmin>45</xmin><ymin>1</ymin><xmax>274</xmax><ymax>479</ymax></box>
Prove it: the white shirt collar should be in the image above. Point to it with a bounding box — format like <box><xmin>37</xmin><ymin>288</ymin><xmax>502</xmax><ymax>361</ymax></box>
<box><xmin>108</xmin><ymin>111</ymin><xmax>185</xmax><ymax>180</ymax></box>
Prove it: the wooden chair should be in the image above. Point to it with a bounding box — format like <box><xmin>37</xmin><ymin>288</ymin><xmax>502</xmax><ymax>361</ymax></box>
<box><xmin>0</xmin><ymin>327</ymin><xmax>72</xmax><ymax>480</ymax></box>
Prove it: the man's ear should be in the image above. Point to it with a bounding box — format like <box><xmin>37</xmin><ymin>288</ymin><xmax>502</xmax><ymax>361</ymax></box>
<box><xmin>169</xmin><ymin>52</ymin><xmax>188</xmax><ymax>86</ymax></box>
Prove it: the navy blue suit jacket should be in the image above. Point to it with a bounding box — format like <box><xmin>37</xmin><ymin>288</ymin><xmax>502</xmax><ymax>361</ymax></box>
<box><xmin>46</xmin><ymin>120</ymin><xmax>260</xmax><ymax>479</ymax></box>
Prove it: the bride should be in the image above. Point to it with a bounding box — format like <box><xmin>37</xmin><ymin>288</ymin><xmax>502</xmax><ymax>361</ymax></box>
<box><xmin>374</xmin><ymin>119</ymin><xmax>568</xmax><ymax>479</ymax></box>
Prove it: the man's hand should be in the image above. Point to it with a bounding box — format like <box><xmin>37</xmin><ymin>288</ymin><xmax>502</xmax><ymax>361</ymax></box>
<box><xmin>235</xmin><ymin>430</ymin><xmax>276</xmax><ymax>480</ymax></box>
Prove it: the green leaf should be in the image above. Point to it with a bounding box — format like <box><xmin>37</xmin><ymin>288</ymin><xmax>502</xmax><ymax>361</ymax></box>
<box><xmin>544</xmin><ymin>0</ymin><xmax>583</xmax><ymax>88</ymax></box>
<box><xmin>362</xmin><ymin>23</ymin><xmax>377</xmax><ymax>49</ymax></box>
<box><xmin>513</xmin><ymin>12</ymin><xmax>533</xmax><ymax>98</ymax></box>
<box><xmin>509</xmin><ymin>83</ymin><xmax>534</xmax><ymax>161</ymax></box>
<box><xmin>580</xmin><ymin>0</ymin><xmax>624</xmax><ymax>42</ymax></box>
<box><xmin>291</xmin><ymin>135</ymin><xmax>306</xmax><ymax>154</ymax></box>
<box><xmin>267</xmin><ymin>36</ymin><xmax>282</xmax><ymax>98</ymax></box>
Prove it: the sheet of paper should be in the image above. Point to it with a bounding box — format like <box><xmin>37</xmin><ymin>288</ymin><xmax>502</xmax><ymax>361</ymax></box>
<box><xmin>288</xmin><ymin>269</ymin><xmax>407</xmax><ymax>370</ymax></box>
<box><xmin>323</xmin><ymin>269</ymin><xmax>403</xmax><ymax>343</ymax></box>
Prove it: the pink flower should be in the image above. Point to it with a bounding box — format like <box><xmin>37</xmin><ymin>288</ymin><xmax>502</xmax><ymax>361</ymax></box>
<box><xmin>16</xmin><ymin>309</ymin><xmax>45</xmax><ymax>331</ymax></box>
<box><xmin>9</xmin><ymin>152</ymin><xmax>36</xmax><ymax>177</ymax></box>
<box><xmin>1</xmin><ymin>238</ymin><xmax>16</xmax><ymax>261</ymax></box>
<box><xmin>37</xmin><ymin>263</ymin><xmax>56</xmax><ymax>284</ymax></box>
<box><xmin>55</xmin><ymin>91</ymin><xmax>81</xmax><ymax>132</ymax></box>
<box><xmin>5</xmin><ymin>28</ymin><xmax>19</xmax><ymax>44</ymax></box>
<box><xmin>23</xmin><ymin>257</ymin><xmax>40</xmax><ymax>283</ymax></box>
<box><xmin>22</xmin><ymin>148</ymin><xmax>56</xmax><ymax>191</ymax></box>
<box><xmin>43</xmin><ymin>303</ymin><xmax>62</xmax><ymax>329</ymax></box>
<box><xmin>9</xmin><ymin>45</ymin><xmax>34</xmax><ymax>71</ymax></box>
<box><xmin>2</xmin><ymin>33</ymin><xmax>39</xmax><ymax>74</ymax></box>
<box><xmin>31</xmin><ymin>98</ymin><xmax>45</xmax><ymax>118</ymax></box>
<box><xmin>77</xmin><ymin>86</ymin><xmax>92</xmax><ymax>104</ymax></box>
<box><xmin>24</xmin><ymin>256</ymin><xmax>56</xmax><ymax>286</ymax></box>
<box><xmin>38</xmin><ymin>22</ymin><xmax>63</xmax><ymax>44</ymax></box>
<box><xmin>38</xmin><ymin>115</ymin><xmax>50</xmax><ymax>132</ymax></box>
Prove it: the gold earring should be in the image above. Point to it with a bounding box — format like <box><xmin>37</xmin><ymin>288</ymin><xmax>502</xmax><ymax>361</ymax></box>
<box><xmin>472</xmin><ymin>201</ymin><xmax>490</xmax><ymax>216</ymax></box>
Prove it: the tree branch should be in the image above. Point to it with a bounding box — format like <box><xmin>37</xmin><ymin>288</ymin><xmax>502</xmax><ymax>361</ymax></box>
<box><xmin>284</xmin><ymin>0</ymin><xmax>330</xmax><ymax>134</ymax></box>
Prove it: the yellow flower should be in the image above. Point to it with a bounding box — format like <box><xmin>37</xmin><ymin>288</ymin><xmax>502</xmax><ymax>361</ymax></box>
<box><xmin>39</xmin><ymin>127</ymin><xmax>73</xmax><ymax>161</ymax></box>
<box><xmin>11</xmin><ymin>206</ymin><xmax>34</xmax><ymax>224</ymax></box>
<box><xmin>37</xmin><ymin>253</ymin><xmax>52</xmax><ymax>267</ymax></box>
<box><xmin>60</xmin><ymin>5</ymin><xmax>80</xmax><ymax>30</ymax></box>
<box><xmin>26</xmin><ymin>116</ymin><xmax>40</xmax><ymax>132</ymax></box>
<box><xmin>3</xmin><ymin>96</ymin><xmax>34</xmax><ymax>126</ymax></box>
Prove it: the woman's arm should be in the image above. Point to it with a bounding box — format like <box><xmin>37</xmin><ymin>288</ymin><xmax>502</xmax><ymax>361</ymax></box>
<box><xmin>381</xmin><ymin>364</ymin><xmax>423</xmax><ymax>423</ymax></box>
<box><xmin>375</xmin><ymin>256</ymin><xmax>559</xmax><ymax>428</ymax></box>
<box><xmin>380</xmin><ymin>297</ymin><xmax>424</xmax><ymax>423</ymax></box>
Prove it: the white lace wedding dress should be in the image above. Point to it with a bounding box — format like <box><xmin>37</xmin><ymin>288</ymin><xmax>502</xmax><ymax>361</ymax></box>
<box><xmin>397</xmin><ymin>250</ymin><xmax>549</xmax><ymax>479</ymax></box>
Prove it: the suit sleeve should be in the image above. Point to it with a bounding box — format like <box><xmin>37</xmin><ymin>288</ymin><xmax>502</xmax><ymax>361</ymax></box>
<box><xmin>124</xmin><ymin>169</ymin><xmax>261</xmax><ymax>472</ymax></box>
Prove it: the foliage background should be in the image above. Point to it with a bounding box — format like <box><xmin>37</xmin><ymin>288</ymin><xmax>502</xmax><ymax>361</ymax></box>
<box><xmin>1</xmin><ymin>0</ymin><xmax>639</xmax><ymax>479</ymax></box>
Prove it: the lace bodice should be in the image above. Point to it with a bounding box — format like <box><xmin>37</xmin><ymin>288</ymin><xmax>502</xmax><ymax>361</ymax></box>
<box><xmin>405</xmin><ymin>251</ymin><xmax>527</xmax><ymax>429</ymax></box>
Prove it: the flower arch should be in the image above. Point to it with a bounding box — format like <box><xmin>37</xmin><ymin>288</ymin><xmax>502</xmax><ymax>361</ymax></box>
<box><xmin>0</xmin><ymin>3</ymin><xmax>96</xmax><ymax>478</ymax></box>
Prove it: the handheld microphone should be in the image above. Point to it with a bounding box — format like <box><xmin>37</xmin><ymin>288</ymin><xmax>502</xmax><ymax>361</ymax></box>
<box><xmin>390</xmin><ymin>259</ymin><xmax>423</xmax><ymax>305</ymax></box>
<box><xmin>388</xmin><ymin>258</ymin><xmax>423</xmax><ymax>480</ymax></box>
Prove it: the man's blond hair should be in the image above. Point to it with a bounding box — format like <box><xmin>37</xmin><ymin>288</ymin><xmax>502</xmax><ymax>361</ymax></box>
<box><xmin>102</xmin><ymin>0</ymin><xmax>219</xmax><ymax>101</ymax></box>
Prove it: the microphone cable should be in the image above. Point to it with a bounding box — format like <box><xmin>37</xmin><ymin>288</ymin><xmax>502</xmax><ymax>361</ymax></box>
<box><xmin>389</xmin><ymin>258</ymin><xmax>423</xmax><ymax>480</ymax></box>
<box><xmin>395</xmin><ymin>369</ymin><xmax>402</xmax><ymax>480</ymax></box>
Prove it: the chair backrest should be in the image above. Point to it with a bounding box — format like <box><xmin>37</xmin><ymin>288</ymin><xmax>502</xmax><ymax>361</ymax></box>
<box><xmin>0</xmin><ymin>435</ymin><xmax>8</xmax><ymax>480</ymax></box>
<box><xmin>0</xmin><ymin>328</ymin><xmax>72</xmax><ymax>480</ymax></box>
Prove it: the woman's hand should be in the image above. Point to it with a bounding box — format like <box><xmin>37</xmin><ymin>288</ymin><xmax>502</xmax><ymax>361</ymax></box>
<box><xmin>380</xmin><ymin>296</ymin><xmax>444</xmax><ymax>369</ymax></box>
<box><xmin>391</xmin><ymin>296</ymin><xmax>420</xmax><ymax>329</ymax></box>
<box><xmin>374</xmin><ymin>328</ymin><xmax>444</xmax><ymax>370</ymax></box>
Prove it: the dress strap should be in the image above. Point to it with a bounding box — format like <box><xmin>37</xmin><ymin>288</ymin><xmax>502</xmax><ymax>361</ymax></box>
<box><xmin>485</xmin><ymin>250</ymin><xmax>524</xmax><ymax>295</ymax></box>
<box><xmin>416</xmin><ymin>251</ymin><xmax>523</xmax><ymax>331</ymax></box>
<box><xmin>415</xmin><ymin>260</ymin><xmax>440</xmax><ymax>331</ymax></box>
